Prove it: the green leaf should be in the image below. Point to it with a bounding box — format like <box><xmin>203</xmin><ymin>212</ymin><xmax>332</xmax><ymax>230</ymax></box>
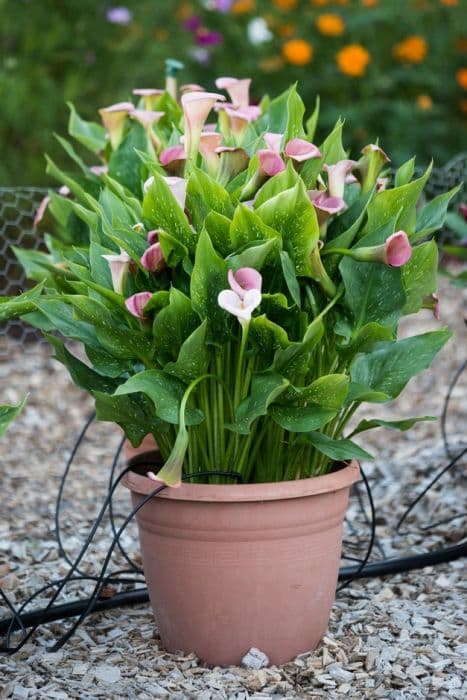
<box><xmin>413</xmin><ymin>185</ymin><xmax>462</xmax><ymax>242</ymax></box>
<box><xmin>228</xmin><ymin>238</ymin><xmax>277</xmax><ymax>271</ymax></box>
<box><xmin>114</xmin><ymin>370</ymin><xmax>204</xmax><ymax>425</ymax></box>
<box><xmin>346</xmin><ymin>382</ymin><xmax>390</xmax><ymax>404</ymax></box>
<box><xmin>108</xmin><ymin>123</ymin><xmax>148</xmax><ymax>195</ymax></box>
<box><xmin>165</xmin><ymin>321</ymin><xmax>209</xmax><ymax>383</ymax></box>
<box><xmin>158</xmin><ymin>229</ymin><xmax>188</xmax><ymax>267</ymax></box>
<box><xmin>226</xmin><ymin>371</ymin><xmax>289</xmax><ymax>434</ymax></box>
<box><xmin>340</xmin><ymin>221</ymin><xmax>406</xmax><ymax>330</ymax></box>
<box><xmin>273</xmin><ymin>317</ymin><xmax>324</xmax><ymax>378</ymax></box>
<box><xmin>256</xmin><ymin>180</ymin><xmax>319</xmax><ymax>276</ymax></box>
<box><xmin>302</xmin><ymin>431</ymin><xmax>374</xmax><ymax>461</ymax></box>
<box><xmin>350</xmin><ymin>330</ymin><xmax>452</xmax><ymax>400</ymax></box>
<box><xmin>94</xmin><ymin>390</ymin><xmax>162</xmax><ymax>446</ymax></box>
<box><xmin>253</xmin><ymin>161</ymin><xmax>299</xmax><ymax>209</ymax></box>
<box><xmin>349</xmin><ymin>416</ymin><xmax>436</xmax><ymax>438</ymax></box>
<box><xmin>152</xmin><ymin>287</ymin><xmax>199</xmax><ymax>363</ymax></box>
<box><xmin>249</xmin><ymin>315</ymin><xmax>290</xmax><ymax>365</ymax></box>
<box><xmin>45</xmin><ymin>156</ymin><xmax>96</xmax><ymax>206</ymax></box>
<box><xmin>186</xmin><ymin>168</ymin><xmax>234</xmax><ymax>231</ymax></box>
<box><xmin>190</xmin><ymin>228</ymin><xmax>229</xmax><ymax>343</ymax></box>
<box><xmin>282</xmin><ymin>374</ymin><xmax>349</xmax><ymax>410</ymax></box>
<box><xmin>65</xmin><ymin>295</ymin><xmax>153</xmax><ymax>361</ymax></box>
<box><xmin>230</xmin><ymin>203</ymin><xmax>280</xmax><ymax>248</ymax></box>
<box><xmin>280</xmin><ymin>250</ymin><xmax>301</xmax><ymax>308</ymax></box>
<box><xmin>11</xmin><ymin>247</ymin><xmax>59</xmax><ymax>283</ymax></box>
<box><xmin>360</xmin><ymin>163</ymin><xmax>432</xmax><ymax>237</ymax></box>
<box><xmin>301</xmin><ymin>118</ymin><xmax>347</xmax><ymax>188</ymax></box>
<box><xmin>67</xmin><ymin>102</ymin><xmax>107</xmax><ymax>153</ymax></box>
<box><xmin>271</xmin><ymin>405</ymin><xmax>336</xmax><ymax>432</ymax></box>
<box><xmin>338</xmin><ymin>322</ymin><xmax>394</xmax><ymax>360</ymax></box>
<box><xmin>305</xmin><ymin>95</ymin><xmax>320</xmax><ymax>141</ymax></box>
<box><xmin>0</xmin><ymin>396</ymin><xmax>27</xmax><ymax>439</ymax></box>
<box><xmin>55</xmin><ymin>134</ymin><xmax>91</xmax><ymax>176</ymax></box>
<box><xmin>394</xmin><ymin>156</ymin><xmax>416</xmax><ymax>188</ymax></box>
<box><xmin>203</xmin><ymin>211</ymin><xmax>233</xmax><ymax>258</ymax></box>
<box><xmin>402</xmin><ymin>240</ymin><xmax>438</xmax><ymax>315</ymax></box>
<box><xmin>0</xmin><ymin>282</ymin><xmax>45</xmax><ymax>322</ymax></box>
<box><xmin>284</xmin><ymin>84</ymin><xmax>306</xmax><ymax>142</ymax></box>
<box><xmin>46</xmin><ymin>335</ymin><xmax>120</xmax><ymax>393</ymax></box>
<box><xmin>142</xmin><ymin>170</ymin><xmax>196</xmax><ymax>251</ymax></box>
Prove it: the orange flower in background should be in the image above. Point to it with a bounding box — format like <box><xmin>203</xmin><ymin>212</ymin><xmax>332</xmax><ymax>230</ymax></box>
<box><xmin>393</xmin><ymin>36</ymin><xmax>428</xmax><ymax>64</ymax></box>
<box><xmin>273</xmin><ymin>0</ymin><xmax>297</xmax><ymax>9</ymax></box>
<box><xmin>417</xmin><ymin>94</ymin><xmax>433</xmax><ymax>109</ymax></box>
<box><xmin>259</xmin><ymin>55</ymin><xmax>286</xmax><ymax>72</ymax></box>
<box><xmin>456</xmin><ymin>68</ymin><xmax>467</xmax><ymax>89</ymax></box>
<box><xmin>231</xmin><ymin>0</ymin><xmax>255</xmax><ymax>14</ymax></box>
<box><xmin>460</xmin><ymin>99</ymin><xmax>467</xmax><ymax>114</ymax></box>
<box><xmin>440</xmin><ymin>0</ymin><xmax>458</xmax><ymax>6</ymax></box>
<box><xmin>361</xmin><ymin>0</ymin><xmax>378</xmax><ymax>6</ymax></box>
<box><xmin>283</xmin><ymin>39</ymin><xmax>313</xmax><ymax>65</ymax></box>
<box><xmin>336</xmin><ymin>44</ymin><xmax>371</xmax><ymax>77</ymax></box>
<box><xmin>277</xmin><ymin>23</ymin><xmax>296</xmax><ymax>38</ymax></box>
<box><xmin>316</xmin><ymin>13</ymin><xmax>345</xmax><ymax>36</ymax></box>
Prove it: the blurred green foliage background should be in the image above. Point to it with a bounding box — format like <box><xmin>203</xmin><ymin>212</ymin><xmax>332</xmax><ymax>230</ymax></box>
<box><xmin>1</xmin><ymin>0</ymin><xmax>466</xmax><ymax>186</ymax></box>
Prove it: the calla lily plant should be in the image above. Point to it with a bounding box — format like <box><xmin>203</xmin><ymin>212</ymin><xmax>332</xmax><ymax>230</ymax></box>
<box><xmin>1</xmin><ymin>76</ymin><xmax>460</xmax><ymax>487</ymax></box>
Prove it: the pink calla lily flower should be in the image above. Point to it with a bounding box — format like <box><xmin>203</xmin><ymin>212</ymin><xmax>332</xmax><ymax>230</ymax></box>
<box><xmin>125</xmin><ymin>291</ymin><xmax>153</xmax><ymax>320</ymax></box>
<box><xmin>258</xmin><ymin>149</ymin><xmax>286</xmax><ymax>177</ymax></box>
<box><xmin>147</xmin><ymin>229</ymin><xmax>161</xmax><ymax>245</ymax></box>
<box><xmin>218</xmin><ymin>288</ymin><xmax>262</xmax><ymax>326</ymax></box>
<box><xmin>164</xmin><ymin>176</ymin><xmax>188</xmax><ymax>210</ymax></box>
<box><xmin>181</xmin><ymin>91</ymin><xmax>226</xmax><ymax>160</ymax></box>
<box><xmin>264</xmin><ymin>132</ymin><xmax>283</xmax><ymax>153</ymax></box>
<box><xmin>215</xmin><ymin>77</ymin><xmax>251</xmax><ymax>109</ymax></box>
<box><xmin>130</xmin><ymin>109</ymin><xmax>164</xmax><ymax>130</ymax></box>
<box><xmin>323</xmin><ymin>160</ymin><xmax>357</xmax><ymax>199</ymax></box>
<box><xmin>309</xmin><ymin>191</ymin><xmax>347</xmax><ymax>215</ymax></box>
<box><xmin>98</xmin><ymin>101</ymin><xmax>135</xmax><ymax>150</ymax></box>
<box><xmin>284</xmin><ymin>139</ymin><xmax>322</xmax><ymax>163</ymax></box>
<box><xmin>132</xmin><ymin>88</ymin><xmax>164</xmax><ymax>111</ymax></box>
<box><xmin>143</xmin><ymin>176</ymin><xmax>187</xmax><ymax>210</ymax></box>
<box><xmin>159</xmin><ymin>145</ymin><xmax>186</xmax><ymax>165</ymax></box>
<box><xmin>141</xmin><ymin>243</ymin><xmax>165</xmax><ymax>273</ymax></box>
<box><xmin>228</xmin><ymin>268</ymin><xmax>262</xmax><ymax>298</ymax></box>
<box><xmin>336</xmin><ymin>230</ymin><xmax>412</xmax><ymax>268</ymax></box>
<box><xmin>159</xmin><ymin>145</ymin><xmax>186</xmax><ymax>175</ymax></box>
<box><xmin>90</xmin><ymin>165</ymin><xmax>109</xmax><ymax>176</ymax></box>
<box><xmin>102</xmin><ymin>248</ymin><xmax>132</xmax><ymax>294</ymax></box>
<box><xmin>384</xmin><ymin>231</ymin><xmax>412</xmax><ymax>267</ymax></box>
<box><xmin>179</xmin><ymin>83</ymin><xmax>205</xmax><ymax>94</ymax></box>
<box><xmin>199</xmin><ymin>131</ymin><xmax>223</xmax><ymax>175</ymax></box>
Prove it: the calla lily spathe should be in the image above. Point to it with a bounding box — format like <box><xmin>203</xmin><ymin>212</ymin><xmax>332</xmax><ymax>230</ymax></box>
<box><xmin>144</xmin><ymin>175</ymin><xmax>188</xmax><ymax>210</ymax></box>
<box><xmin>218</xmin><ymin>289</ymin><xmax>262</xmax><ymax>326</ymax></box>
<box><xmin>102</xmin><ymin>248</ymin><xmax>132</xmax><ymax>294</ymax></box>
<box><xmin>215</xmin><ymin>77</ymin><xmax>251</xmax><ymax>109</ymax></box>
<box><xmin>181</xmin><ymin>91</ymin><xmax>226</xmax><ymax>161</ymax></box>
<box><xmin>125</xmin><ymin>291</ymin><xmax>153</xmax><ymax>320</ymax></box>
<box><xmin>98</xmin><ymin>101</ymin><xmax>135</xmax><ymax>150</ymax></box>
<box><xmin>228</xmin><ymin>268</ymin><xmax>262</xmax><ymax>297</ymax></box>
<box><xmin>323</xmin><ymin>160</ymin><xmax>357</xmax><ymax>199</ymax></box>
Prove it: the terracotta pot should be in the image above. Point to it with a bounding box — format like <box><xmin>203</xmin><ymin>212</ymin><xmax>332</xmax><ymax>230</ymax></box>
<box><xmin>122</xmin><ymin>434</ymin><xmax>158</xmax><ymax>462</ymax></box>
<box><xmin>122</xmin><ymin>460</ymin><xmax>360</xmax><ymax>666</ymax></box>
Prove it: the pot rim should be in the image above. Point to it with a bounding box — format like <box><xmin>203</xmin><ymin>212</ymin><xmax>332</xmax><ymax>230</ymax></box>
<box><xmin>122</xmin><ymin>459</ymin><xmax>360</xmax><ymax>503</ymax></box>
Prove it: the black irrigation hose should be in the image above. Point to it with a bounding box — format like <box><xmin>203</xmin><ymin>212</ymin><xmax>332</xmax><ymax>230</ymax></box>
<box><xmin>2</xmin><ymin>542</ymin><xmax>466</xmax><ymax>637</ymax></box>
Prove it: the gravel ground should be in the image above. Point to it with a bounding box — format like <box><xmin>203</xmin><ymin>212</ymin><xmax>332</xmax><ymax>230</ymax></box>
<box><xmin>0</xmin><ymin>275</ymin><xmax>466</xmax><ymax>699</ymax></box>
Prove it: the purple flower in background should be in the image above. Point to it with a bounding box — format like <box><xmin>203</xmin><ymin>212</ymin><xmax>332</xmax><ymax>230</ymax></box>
<box><xmin>106</xmin><ymin>6</ymin><xmax>133</xmax><ymax>25</ymax></box>
<box><xmin>196</xmin><ymin>30</ymin><xmax>223</xmax><ymax>47</ymax></box>
<box><xmin>184</xmin><ymin>16</ymin><xmax>201</xmax><ymax>32</ymax></box>
<box><xmin>213</xmin><ymin>0</ymin><xmax>234</xmax><ymax>12</ymax></box>
<box><xmin>189</xmin><ymin>47</ymin><xmax>211</xmax><ymax>66</ymax></box>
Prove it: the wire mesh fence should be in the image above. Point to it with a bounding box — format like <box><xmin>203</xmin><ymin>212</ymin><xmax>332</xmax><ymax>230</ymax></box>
<box><xmin>0</xmin><ymin>153</ymin><xmax>466</xmax><ymax>358</ymax></box>
<box><xmin>0</xmin><ymin>187</ymin><xmax>49</xmax><ymax>358</ymax></box>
